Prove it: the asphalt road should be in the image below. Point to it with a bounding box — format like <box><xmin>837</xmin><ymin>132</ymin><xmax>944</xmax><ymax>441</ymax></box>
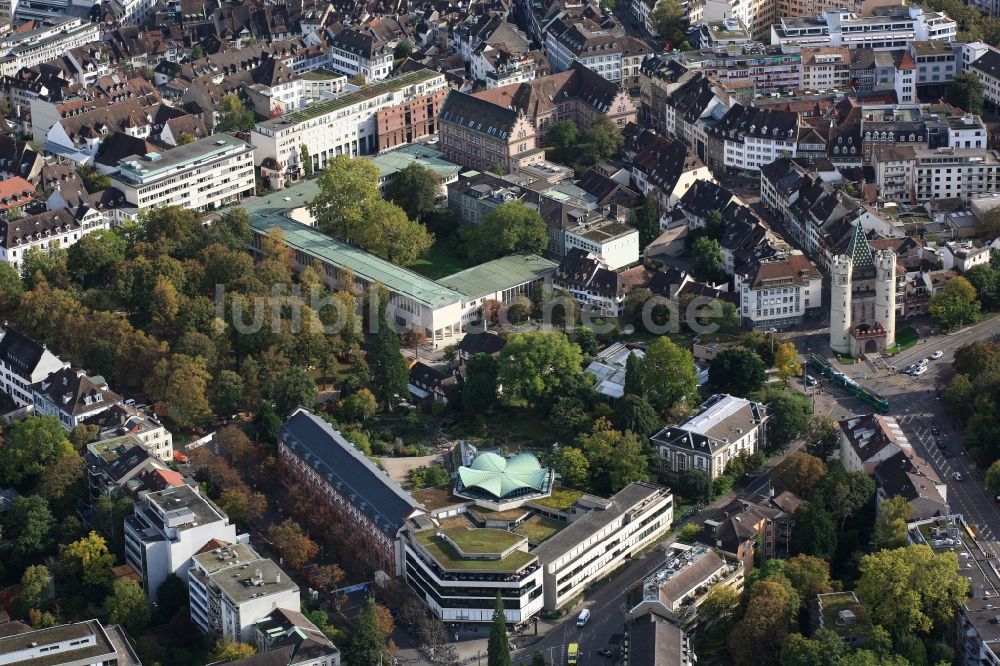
<box><xmin>847</xmin><ymin>315</ymin><xmax>1000</xmax><ymax>555</ymax></box>
<box><xmin>508</xmin><ymin>464</ymin><xmax>782</xmax><ymax>666</ymax></box>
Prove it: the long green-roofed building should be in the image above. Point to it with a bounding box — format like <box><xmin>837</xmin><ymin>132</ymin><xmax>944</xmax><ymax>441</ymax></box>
<box><xmin>241</xmin><ymin>181</ymin><xmax>556</xmax><ymax>345</ymax></box>
<box><xmin>244</xmin><ymin>181</ymin><xmax>466</xmax><ymax>346</ymax></box>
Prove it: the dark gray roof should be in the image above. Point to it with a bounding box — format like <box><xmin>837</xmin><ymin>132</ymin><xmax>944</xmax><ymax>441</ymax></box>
<box><xmin>972</xmin><ymin>48</ymin><xmax>1000</xmax><ymax>80</ymax></box>
<box><xmin>629</xmin><ymin>612</ymin><xmax>684</xmax><ymax>666</ymax></box>
<box><xmin>0</xmin><ymin>327</ymin><xmax>47</xmax><ymax>380</ymax></box>
<box><xmin>457</xmin><ymin>332</ymin><xmax>506</xmax><ymax>356</ymax></box>
<box><xmin>440</xmin><ymin>90</ymin><xmax>518</xmax><ymax>139</ymax></box>
<box><xmin>279</xmin><ymin>409</ymin><xmax>423</xmax><ymax>537</ymax></box>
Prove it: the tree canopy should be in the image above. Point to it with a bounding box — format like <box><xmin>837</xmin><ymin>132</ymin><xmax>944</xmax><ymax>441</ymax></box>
<box><xmin>466</xmin><ymin>201</ymin><xmax>549</xmax><ymax>262</ymax></box>
<box><xmin>498</xmin><ymin>332</ymin><xmax>582</xmax><ymax>407</ymax></box>
<box><xmin>708</xmin><ymin>348</ymin><xmax>767</xmax><ymax>396</ymax></box>
<box><xmin>929</xmin><ymin>275</ymin><xmax>980</xmax><ymax>330</ymax></box>
<box><xmin>385</xmin><ymin>163</ymin><xmax>439</xmax><ymax>220</ymax></box>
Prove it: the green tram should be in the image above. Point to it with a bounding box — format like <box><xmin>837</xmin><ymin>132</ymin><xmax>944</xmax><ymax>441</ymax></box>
<box><xmin>807</xmin><ymin>354</ymin><xmax>890</xmax><ymax>414</ymax></box>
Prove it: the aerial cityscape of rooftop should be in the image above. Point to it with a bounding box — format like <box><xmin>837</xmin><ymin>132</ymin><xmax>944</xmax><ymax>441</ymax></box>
<box><xmin>2</xmin><ymin>0</ymin><xmax>1000</xmax><ymax>663</ymax></box>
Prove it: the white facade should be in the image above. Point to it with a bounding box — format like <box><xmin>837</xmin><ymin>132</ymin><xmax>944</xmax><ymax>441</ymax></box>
<box><xmin>0</xmin><ymin>207</ymin><xmax>109</xmax><ymax>270</ymax></box>
<box><xmin>125</xmin><ymin>485</ymin><xmax>238</xmax><ymax>602</ymax></box>
<box><xmin>942</xmin><ymin>241</ymin><xmax>991</xmax><ymax>272</ymax></box>
<box><xmin>0</xmin><ymin>19</ymin><xmax>100</xmax><ymax>76</ymax></box>
<box><xmin>189</xmin><ymin>543</ymin><xmax>301</xmax><ymax>643</ymax></box>
<box><xmin>913</xmin><ymin>147</ymin><xmax>1000</xmax><ymax>203</ymax></box>
<box><xmin>110</xmin><ymin>134</ymin><xmax>255</xmax><ymax>212</ymax></box>
<box><xmin>404</xmin><ymin>534</ymin><xmax>545</xmax><ymax>623</ymax></box>
<box><xmin>564</xmin><ymin>223</ymin><xmax>640</xmax><ymax>271</ymax></box>
<box><xmin>251</xmin><ymin>69</ymin><xmax>447</xmax><ymax>176</ymax></box>
<box><xmin>724</xmin><ymin>133</ymin><xmax>798</xmax><ymax>173</ymax></box>
<box><xmin>651</xmin><ymin>394</ymin><xmax>769</xmax><ymax>479</ymax></box>
<box><xmin>327</xmin><ymin>34</ymin><xmax>393</xmax><ymax>82</ymax></box>
<box><xmin>735</xmin><ymin>256</ymin><xmax>822</xmax><ymax>329</ymax></box>
<box><xmin>771</xmin><ymin>7</ymin><xmax>957</xmax><ymax>51</ymax></box>
<box><xmin>0</xmin><ymin>328</ymin><xmax>63</xmax><ymax>407</ymax></box>
<box><xmin>534</xmin><ymin>483</ymin><xmax>673</xmax><ymax>612</ymax></box>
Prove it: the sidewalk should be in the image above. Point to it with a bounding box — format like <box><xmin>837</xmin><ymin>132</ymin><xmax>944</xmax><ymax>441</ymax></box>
<box><xmin>393</xmin><ymin>617</ymin><xmax>563</xmax><ymax>665</ymax></box>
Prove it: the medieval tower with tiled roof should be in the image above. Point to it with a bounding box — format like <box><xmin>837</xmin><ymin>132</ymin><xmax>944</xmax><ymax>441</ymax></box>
<box><xmin>830</xmin><ymin>221</ymin><xmax>897</xmax><ymax>357</ymax></box>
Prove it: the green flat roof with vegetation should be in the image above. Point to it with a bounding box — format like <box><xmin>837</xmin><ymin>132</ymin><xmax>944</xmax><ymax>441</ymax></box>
<box><xmin>414</xmin><ymin>529</ymin><xmax>535</xmax><ymax>571</ymax></box>
<box><xmin>436</xmin><ymin>254</ymin><xmax>558</xmax><ymax>300</ymax></box>
<box><xmin>530</xmin><ymin>487</ymin><xmax>584</xmax><ymax>511</ymax></box>
<box><xmin>514</xmin><ymin>516</ymin><xmax>565</xmax><ymax>544</ymax></box>
<box><xmin>820</xmin><ymin>592</ymin><xmax>870</xmax><ymax>638</ymax></box>
<box><xmin>442</xmin><ymin>527</ymin><xmax>523</xmax><ymax>553</ymax></box>
<box><xmin>262</xmin><ymin>69</ymin><xmax>440</xmax><ymax>126</ymax></box>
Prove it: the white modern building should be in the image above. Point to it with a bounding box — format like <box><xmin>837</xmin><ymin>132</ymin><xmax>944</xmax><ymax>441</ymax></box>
<box><xmin>873</xmin><ymin>145</ymin><xmax>1000</xmax><ymax>204</ymax></box>
<box><xmin>564</xmin><ymin>217</ymin><xmax>640</xmax><ymax>271</ymax></box>
<box><xmin>771</xmin><ymin>6</ymin><xmax>957</xmax><ymax>51</ymax></box>
<box><xmin>404</xmin><ymin>526</ymin><xmax>545</xmax><ymax>623</ymax></box>
<box><xmin>110</xmin><ymin>133</ymin><xmax>255</xmax><ymax>213</ymax></box>
<box><xmin>735</xmin><ymin>254</ymin><xmax>823</xmax><ymax>329</ymax></box>
<box><xmin>189</xmin><ymin>543</ymin><xmax>301</xmax><ymax>642</ymax></box>
<box><xmin>125</xmin><ymin>484</ymin><xmax>238</xmax><ymax>602</ymax></box>
<box><xmin>251</xmin><ymin>68</ymin><xmax>447</xmax><ymax>177</ymax></box>
<box><xmin>651</xmin><ymin>394</ymin><xmax>769</xmax><ymax>480</ymax></box>
<box><xmin>0</xmin><ymin>326</ymin><xmax>64</xmax><ymax>408</ymax></box>
<box><xmin>533</xmin><ymin>482</ymin><xmax>673</xmax><ymax>612</ymax></box>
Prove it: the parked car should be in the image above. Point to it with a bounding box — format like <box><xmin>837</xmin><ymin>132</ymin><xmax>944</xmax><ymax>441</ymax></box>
<box><xmin>953</xmin><ymin>472</ymin><xmax>964</xmax><ymax>482</ymax></box>
<box><xmin>942</xmin><ymin>449</ymin><xmax>954</xmax><ymax>458</ymax></box>
<box><xmin>930</xmin><ymin>350</ymin><xmax>943</xmax><ymax>360</ymax></box>
<box><xmin>764</xmin><ymin>327</ymin><xmax>778</xmax><ymax>334</ymax></box>
<box><xmin>804</xmin><ymin>375</ymin><xmax>818</xmax><ymax>387</ymax></box>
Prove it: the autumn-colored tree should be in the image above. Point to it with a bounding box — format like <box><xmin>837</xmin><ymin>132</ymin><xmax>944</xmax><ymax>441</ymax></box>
<box><xmin>771</xmin><ymin>451</ymin><xmax>826</xmax><ymax>497</ymax></box>
<box><xmin>774</xmin><ymin>341</ymin><xmax>801</xmax><ymax>383</ymax></box>
<box><xmin>309</xmin><ymin>564</ymin><xmax>346</xmax><ymax>594</ymax></box>
<box><xmin>60</xmin><ymin>531</ymin><xmax>115</xmax><ymax>588</ymax></box>
<box><xmin>213</xmin><ymin>638</ymin><xmax>257</xmax><ymax>661</ymax></box>
<box><xmin>267</xmin><ymin>519</ymin><xmax>319</xmax><ymax>570</ymax></box>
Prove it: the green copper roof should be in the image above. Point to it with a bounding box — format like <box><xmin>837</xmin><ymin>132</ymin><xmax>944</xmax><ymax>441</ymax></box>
<box><xmin>458</xmin><ymin>452</ymin><xmax>549</xmax><ymax>499</ymax></box>
<box><xmin>846</xmin><ymin>221</ymin><xmax>875</xmax><ymax>271</ymax></box>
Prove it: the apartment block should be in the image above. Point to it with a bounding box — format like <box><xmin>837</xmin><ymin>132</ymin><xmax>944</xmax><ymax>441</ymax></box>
<box><xmin>0</xmin><ymin>19</ymin><xmax>101</xmax><ymax>76</ymax></box>
<box><xmin>771</xmin><ymin>6</ymin><xmax>956</xmax><ymax>51</ymax></box>
<box><xmin>252</xmin><ymin>68</ymin><xmax>447</xmax><ymax>178</ymax></box>
<box><xmin>189</xmin><ymin>543</ymin><xmax>301</xmax><ymax>642</ymax></box>
<box><xmin>652</xmin><ymin>394</ymin><xmax>769</xmax><ymax>480</ymax></box>
<box><xmin>125</xmin><ymin>484</ymin><xmax>237</xmax><ymax>601</ymax></box>
<box><xmin>0</xmin><ymin>206</ymin><xmax>109</xmax><ymax>270</ymax></box>
<box><xmin>734</xmin><ymin>254</ymin><xmax>823</xmax><ymax>329</ymax></box>
<box><xmin>676</xmin><ymin>43</ymin><xmax>802</xmax><ymax>95</ymax></box>
<box><xmin>709</xmin><ymin>104</ymin><xmax>799</xmax><ymax>173</ymax></box>
<box><xmin>546</xmin><ymin>17</ymin><xmax>651</xmax><ymax>85</ymax></box>
<box><xmin>564</xmin><ymin>215</ymin><xmax>639</xmax><ymax>270</ymax></box>
<box><xmin>873</xmin><ymin>145</ymin><xmax>1000</xmax><ymax>203</ymax></box>
<box><xmin>327</xmin><ymin>29</ymin><xmax>393</xmax><ymax>82</ymax></box>
<box><xmin>111</xmin><ymin>133</ymin><xmax>255</xmax><ymax>213</ymax></box>
<box><xmin>533</xmin><ymin>482</ymin><xmax>673</xmax><ymax>611</ymax></box>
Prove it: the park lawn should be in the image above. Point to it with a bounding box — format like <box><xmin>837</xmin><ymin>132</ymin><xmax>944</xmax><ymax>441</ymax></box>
<box><xmin>885</xmin><ymin>326</ymin><xmax>918</xmax><ymax>355</ymax></box>
<box><xmin>409</xmin><ymin>243</ymin><xmax>477</xmax><ymax>279</ymax></box>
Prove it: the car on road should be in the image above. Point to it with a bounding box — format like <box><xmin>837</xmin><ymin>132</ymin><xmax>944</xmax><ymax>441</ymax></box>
<box><xmin>803</xmin><ymin>375</ymin><xmax>818</xmax><ymax>387</ymax></box>
<box><xmin>931</xmin><ymin>350</ymin><xmax>943</xmax><ymax>360</ymax></box>
<box><xmin>764</xmin><ymin>327</ymin><xmax>778</xmax><ymax>334</ymax></box>
<box><xmin>912</xmin><ymin>366</ymin><xmax>928</xmax><ymax>376</ymax></box>
<box><xmin>598</xmin><ymin>649</ymin><xmax>614</xmax><ymax>658</ymax></box>
<box><xmin>932</xmin><ymin>427</ymin><xmax>941</xmax><ymax>435</ymax></box>
<box><xmin>953</xmin><ymin>472</ymin><xmax>964</xmax><ymax>482</ymax></box>
<box><xmin>918</xmin><ymin>358</ymin><xmax>930</xmax><ymax>366</ymax></box>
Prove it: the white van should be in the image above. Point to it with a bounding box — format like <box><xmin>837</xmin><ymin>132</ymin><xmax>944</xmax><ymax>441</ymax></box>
<box><xmin>576</xmin><ymin>609</ymin><xmax>591</xmax><ymax>627</ymax></box>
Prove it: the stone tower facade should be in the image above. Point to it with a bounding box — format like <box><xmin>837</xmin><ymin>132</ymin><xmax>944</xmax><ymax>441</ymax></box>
<box><xmin>874</xmin><ymin>249</ymin><xmax>897</xmax><ymax>349</ymax></box>
<box><xmin>830</xmin><ymin>254</ymin><xmax>853</xmax><ymax>354</ymax></box>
